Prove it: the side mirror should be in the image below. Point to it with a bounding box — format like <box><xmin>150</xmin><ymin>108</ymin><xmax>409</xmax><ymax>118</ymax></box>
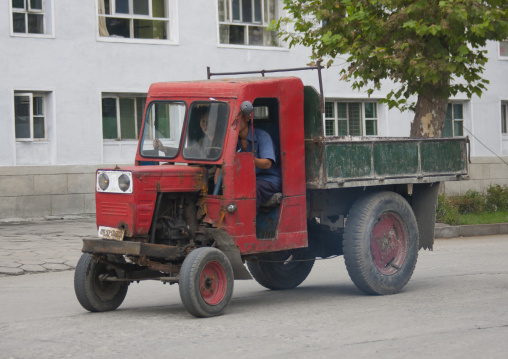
<box><xmin>241</xmin><ymin>101</ymin><xmax>253</xmax><ymax>115</ymax></box>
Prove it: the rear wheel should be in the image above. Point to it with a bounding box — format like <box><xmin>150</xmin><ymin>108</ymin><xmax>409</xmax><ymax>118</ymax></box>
<box><xmin>343</xmin><ymin>191</ymin><xmax>419</xmax><ymax>295</ymax></box>
<box><xmin>246</xmin><ymin>251</ymin><xmax>315</xmax><ymax>290</ymax></box>
<box><xmin>179</xmin><ymin>247</ymin><xmax>234</xmax><ymax>318</ymax></box>
<box><xmin>74</xmin><ymin>253</ymin><xmax>128</xmax><ymax>312</ymax></box>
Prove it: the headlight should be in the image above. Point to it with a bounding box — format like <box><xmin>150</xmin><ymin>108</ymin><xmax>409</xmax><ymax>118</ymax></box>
<box><xmin>96</xmin><ymin>171</ymin><xmax>133</xmax><ymax>194</ymax></box>
<box><xmin>118</xmin><ymin>174</ymin><xmax>131</xmax><ymax>192</ymax></box>
<box><xmin>98</xmin><ymin>173</ymin><xmax>110</xmax><ymax>191</ymax></box>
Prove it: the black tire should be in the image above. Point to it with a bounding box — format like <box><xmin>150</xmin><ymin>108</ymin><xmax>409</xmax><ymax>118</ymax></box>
<box><xmin>74</xmin><ymin>253</ymin><xmax>128</xmax><ymax>312</ymax></box>
<box><xmin>343</xmin><ymin>191</ymin><xmax>419</xmax><ymax>295</ymax></box>
<box><xmin>179</xmin><ymin>247</ymin><xmax>234</xmax><ymax>318</ymax></box>
<box><xmin>246</xmin><ymin>251</ymin><xmax>315</xmax><ymax>290</ymax></box>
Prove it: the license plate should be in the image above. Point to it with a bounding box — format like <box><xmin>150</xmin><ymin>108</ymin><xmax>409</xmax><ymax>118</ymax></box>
<box><xmin>98</xmin><ymin>226</ymin><xmax>125</xmax><ymax>241</ymax></box>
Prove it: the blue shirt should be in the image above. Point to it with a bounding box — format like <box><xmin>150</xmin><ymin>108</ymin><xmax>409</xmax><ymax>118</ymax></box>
<box><xmin>236</xmin><ymin>127</ymin><xmax>282</xmax><ymax>188</ymax></box>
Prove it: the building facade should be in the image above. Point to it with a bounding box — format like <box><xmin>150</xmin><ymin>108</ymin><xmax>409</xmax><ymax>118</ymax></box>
<box><xmin>1</xmin><ymin>0</ymin><xmax>507</xmax><ymax>220</ymax></box>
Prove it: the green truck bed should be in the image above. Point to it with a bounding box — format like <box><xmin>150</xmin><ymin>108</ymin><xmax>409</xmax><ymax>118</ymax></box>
<box><xmin>303</xmin><ymin>87</ymin><xmax>469</xmax><ymax>189</ymax></box>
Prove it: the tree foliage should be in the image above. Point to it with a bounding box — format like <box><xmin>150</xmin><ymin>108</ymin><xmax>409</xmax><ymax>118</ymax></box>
<box><xmin>273</xmin><ymin>0</ymin><xmax>508</xmax><ymax>136</ymax></box>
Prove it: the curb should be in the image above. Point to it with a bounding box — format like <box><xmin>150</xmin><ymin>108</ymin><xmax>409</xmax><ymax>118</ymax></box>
<box><xmin>435</xmin><ymin>223</ymin><xmax>508</xmax><ymax>239</ymax></box>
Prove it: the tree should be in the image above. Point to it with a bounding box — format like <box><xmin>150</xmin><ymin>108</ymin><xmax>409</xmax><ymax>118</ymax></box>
<box><xmin>273</xmin><ymin>0</ymin><xmax>508</xmax><ymax>137</ymax></box>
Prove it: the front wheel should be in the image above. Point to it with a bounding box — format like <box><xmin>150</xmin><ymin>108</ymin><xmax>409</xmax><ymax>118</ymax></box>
<box><xmin>246</xmin><ymin>251</ymin><xmax>315</xmax><ymax>290</ymax></box>
<box><xmin>179</xmin><ymin>247</ymin><xmax>234</xmax><ymax>318</ymax></box>
<box><xmin>343</xmin><ymin>191</ymin><xmax>419</xmax><ymax>295</ymax></box>
<box><xmin>74</xmin><ymin>253</ymin><xmax>128</xmax><ymax>312</ymax></box>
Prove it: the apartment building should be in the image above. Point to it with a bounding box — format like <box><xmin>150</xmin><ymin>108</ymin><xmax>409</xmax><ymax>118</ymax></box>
<box><xmin>1</xmin><ymin>0</ymin><xmax>507</xmax><ymax>219</ymax></box>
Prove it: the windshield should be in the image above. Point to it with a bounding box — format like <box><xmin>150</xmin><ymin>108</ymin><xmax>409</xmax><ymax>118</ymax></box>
<box><xmin>182</xmin><ymin>102</ymin><xmax>229</xmax><ymax>161</ymax></box>
<box><xmin>140</xmin><ymin>101</ymin><xmax>186</xmax><ymax>158</ymax></box>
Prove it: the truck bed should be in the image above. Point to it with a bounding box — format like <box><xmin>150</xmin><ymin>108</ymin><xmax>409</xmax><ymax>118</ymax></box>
<box><xmin>305</xmin><ymin>136</ymin><xmax>469</xmax><ymax>189</ymax></box>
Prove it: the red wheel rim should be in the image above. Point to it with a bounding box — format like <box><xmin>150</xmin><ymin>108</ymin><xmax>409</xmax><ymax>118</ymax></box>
<box><xmin>199</xmin><ymin>261</ymin><xmax>227</xmax><ymax>305</ymax></box>
<box><xmin>370</xmin><ymin>212</ymin><xmax>408</xmax><ymax>275</ymax></box>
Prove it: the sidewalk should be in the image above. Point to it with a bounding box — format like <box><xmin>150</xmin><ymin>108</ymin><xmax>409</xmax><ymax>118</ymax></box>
<box><xmin>1</xmin><ymin>217</ymin><xmax>507</xmax><ymax>276</ymax></box>
<box><xmin>0</xmin><ymin>216</ymin><xmax>97</xmax><ymax>276</ymax></box>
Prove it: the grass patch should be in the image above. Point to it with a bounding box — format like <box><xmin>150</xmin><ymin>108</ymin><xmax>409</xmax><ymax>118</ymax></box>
<box><xmin>458</xmin><ymin>211</ymin><xmax>508</xmax><ymax>225</ymax></box>
<box><xmin>437</xmin><ymin>184</ymin><xmax>508</xmax><ymax>225</ymax></box>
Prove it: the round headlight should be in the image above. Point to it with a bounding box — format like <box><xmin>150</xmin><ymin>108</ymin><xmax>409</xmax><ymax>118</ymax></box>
<box><xmin>98</xmin><ymin>173</ymin><xmax>109</xmax><ymax>191</ymax></box>
<box><xmin>118</xmin><ymin>174</ymin><xmax>131</xmax><ymax>192</ymax></box>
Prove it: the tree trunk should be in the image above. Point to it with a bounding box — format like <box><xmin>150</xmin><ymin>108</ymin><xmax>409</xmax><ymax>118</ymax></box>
<box><xmin>410</xmin><ymin>90</ymin><xmax>448</xmax><ymax>138</ymax></box>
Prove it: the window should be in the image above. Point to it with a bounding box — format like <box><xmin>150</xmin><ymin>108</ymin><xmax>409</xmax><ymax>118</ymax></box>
<box><xmin>502</xmin><ymin>102</ymin><xmax>507</xmax><ymax>135</ymax></box>
<box><xmin>218</xmin><ymin>0</ymin><xmax>280</xmax><ymax>47</ymax></box>
<box><xmin>11</xmin><ymin>0</ymin><xmax>54</xmax><ymax>36</ymax></box>
<box><xmin>443</xmin><ymin>103</ymin><xmax>464</xmax><ymax>137</ymax></box>
<box><xmin>97</xmin><ymin>0</ymin><xmax>177</xmax><ymax>43</ymax></box>
<box><xmin>500</xmin><ymin>41</ymin><xmax>508</xmax><ymax>58</ymax></box>
<box><xmin>14</xmin><ymin>92</ymin><xmax>47</xmax><ymax>141</ymax></box>
<box><xmin>102</xmin><ymin>95</ymin><xmax>147</xmax><ymax>140</ymax></box>
<box><xmin>324</xmin><ymin>101</ymin><xmax>378</xmax><ymax>136</ymax></box>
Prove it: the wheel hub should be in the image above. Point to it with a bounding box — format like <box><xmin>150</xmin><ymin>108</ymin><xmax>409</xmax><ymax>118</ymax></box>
<box><xmin>370</xmin><ymin>212</ymin><xmax>408</xmax><ymax>275</ymax></box>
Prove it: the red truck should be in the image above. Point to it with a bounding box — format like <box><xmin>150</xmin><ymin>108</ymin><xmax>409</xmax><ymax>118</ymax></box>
<box><xmin>74</xmin><ymin>68</ymin><xmax>468</xmax><ymax>317</ymax></box>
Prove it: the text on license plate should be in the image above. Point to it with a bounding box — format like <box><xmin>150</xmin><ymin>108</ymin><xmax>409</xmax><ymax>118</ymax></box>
<box><xmin>98</xmin><ymin>226</ymin><xmax>125</xmax><ymax>241</ymax></box>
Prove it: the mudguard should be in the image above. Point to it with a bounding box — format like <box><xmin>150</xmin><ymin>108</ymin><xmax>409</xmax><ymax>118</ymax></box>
<box><xmin>204</xmin><ymin>228</ymin><xmax>252</xmax><ymax>280</ymax></box>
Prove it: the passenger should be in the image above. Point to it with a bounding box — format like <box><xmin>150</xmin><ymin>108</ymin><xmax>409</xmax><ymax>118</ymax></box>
<box><xmin>237</xmin><ymin>112</ymin><xmax>282</xmax><ymax>211</ymax></box>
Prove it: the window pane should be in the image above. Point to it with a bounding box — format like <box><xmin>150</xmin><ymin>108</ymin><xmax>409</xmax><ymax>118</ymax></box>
<box><xmin>502</xmin><ymin>104</ymin><xmax>507</xmax><ymax>134</ymax></box>
<box><xmin>338</xmin><ymin>119</ymin><xmax>348</xmax><ymax>136</ymax></box>
<box><xmin>134</xmin><ymin>19</ymin><xmax>167</xmax><ymax>39</ymax></box>
<box><xmin>136</xmin><ymin>98</ymin><xmax>146</xmax><ymax>136</ymax></box>
<box><xmin>366</xmin><ymin>119</ymin><xmax>377</xmax><ymax>136</ymax></box>
<box><xmin>453</xmin><ymin>104</ymin><xmax>463</xmax><ymax>120</ymax></box>
<box><xmin>12</xmin><ymin>0</ymin><xmax>25</xmax><ymax>9</ymax></box>
<box><xmin>183</xmin><ymin>102</ymin><xmax>230</xmax><ymax>160</ymax></box>
<box><xmin>27</xmin><ymin>13</ymin><xmax>43</xmax><ymax>34</ymax></box>
<box><xmin>133</xmin><ymin>0</ymin><xmax>149</xmax><ymax>15</ymax></box>
<box><xmin>242</xmin><ymin>0</ymin><xmax>252</xmax><ymax>22</ymax></box>
<box><xmin>106</xmin><ymin>17</ymin><xmax>130</xmax><ymax>37</ymax></box>
<box><xmin>443</xmin><ymin>104</ymin><xmax>453</xmax><ymax>137</ymax></box>
<box><xmin>348</xmin><ymin>103</ymin><xmax>361</xmax><ymax>136</ymax></box>
<box><xmin>13</xmin><ymin>13</ymin><xmax>26</xmax><ymax>33</ymax></box>
<box><xmin>102</xmin><ymin>98</ymin><xmax>118</xmax><ymax>139</ymax></box>
<box><xmin>254</xmin><ymin>0</ymin><xmax>261</xmax><ymax>22</ymax></box>
<box><xmin>248</xmin><ymin>26</ymin><xmax>264</xmax><ymax>46</ymax></box>
<box><xmin>218</xmin><ymin>0</ymin><xmax>227</xmax><ymax>22</ymax></box>
<box><xmin>29</xmin><ymin>0</ymin><xmax>42</xmax><ymax>10</ymax></box>
<box><xmin>365</xmin><ymin>102</ymin><xmax>377</xmax><ymax>118</ymax></box>
<box><xmin>120</xmin><ymin>98</ymin><xmax>136</xmax><ymax>139</ymax></box>
<box><xmin>324</xmin><ymin>102</ymin><xmax>334</xmax><ymax>118</ymax></box>
<box><xmin>500</xmin><ymin>41</ymin><xmax>508</xmax><ymax>57</ymax></box>
<box><xmin>454</xmin><ymin>120</ymin><xmax>463</xmax><ymax>137</ymax></box>
<box><xmin>141</xmin><ymin>102</ymin><xmax>186</xmax><ymax>158</ymax></box>
<box><xmin>325</xmin><ymin>119</ymin><xmax>335</xmax><ymax>136</ymax></box>
<box><xmin>227</xmin><ymin>25</ymin><xmax>245</xmax><ymax>44</ymax></box>
<box><xmin>15</xmin><ymin>96</ymin><xmax>31</xmax><ymax>139</ymax></box>
<box><xmin>33</xmin><ymin>96</ymin><xmax>43</xmax><ymax>116</ymax></box>
<box><xmin>337</xmin><ymin>103</ymin><xmax>347</xmax><ymax>118</ymax></box>
<box><xmin>152</xmin><ymin>0</ymin><xmax>165</xmax><ymax>17</ymax></box>
<box><xmin>232</xmin><ymin>0</ymin><xmax>240</xmax><ymax>21</ymax></box>
<box><xmin>115</xmin><ymin>0</ymin><xmax>129</xmax><ymax>14</ymax></box>
<box><xmin>33</xmin><ymin>117</ymin><xmax>45</xmax><ymax>139</ymax></box>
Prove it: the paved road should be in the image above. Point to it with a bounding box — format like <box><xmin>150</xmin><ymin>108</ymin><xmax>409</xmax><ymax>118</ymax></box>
<box><xmin>0</xmin><ymin>234</ymin><xmax>507</xmax><ymax>358</ymax></box>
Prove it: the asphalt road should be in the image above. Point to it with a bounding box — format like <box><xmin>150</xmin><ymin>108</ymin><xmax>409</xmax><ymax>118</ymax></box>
<box><xmin>1</xmin><ymin>235</ymin><xmax>507</xmax><ymax>359</ymax></box>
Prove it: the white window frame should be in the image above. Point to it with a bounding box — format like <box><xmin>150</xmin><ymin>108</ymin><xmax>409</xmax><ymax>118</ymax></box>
<box><xmin>96</xmin><ymin>0</ymin><xmax>179</xmax><ymax>45</ymax></box>
<box><xmin>445</xmin><ymin>102</ymin><xmax>465</xmax><ymax>137</ymax></box>
<box><xmin>10</xmin><ymin>0</ymin><xmax>55</xmax><ymax>38</ymax></box>
<box><xmin>217</xmin><ymin>0</ymin><xmax>285</xmax><ymax>49</ymax></box>
<box><xmin>101</xmin><ymin>94</ymin><xmax>147</xmax><ymax>141</ymax></box>
<box><xmin>324</xmin><ymin>101</ymin><xmax>378</xmax><ymax>137</ymax></box>
<box><xmin>499</xmin><ymin>40</ymin><xmax>508</xmax><ymax>60</ymax></box>
<box><xmin>14</xmin><ymin>92</ymin><xmax>47</xmax><ymax>142</ymax></box>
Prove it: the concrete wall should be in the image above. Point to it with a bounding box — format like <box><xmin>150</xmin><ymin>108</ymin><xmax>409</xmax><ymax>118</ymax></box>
<box><xmin>0</xmin><ymin>165</ymin><xmax>101</xmax><ymax>220</ymax></box>
<box><xmin>443</xmin><ymin>157</ymin><xmax>508</xmax><ymax>195</ymax></box>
